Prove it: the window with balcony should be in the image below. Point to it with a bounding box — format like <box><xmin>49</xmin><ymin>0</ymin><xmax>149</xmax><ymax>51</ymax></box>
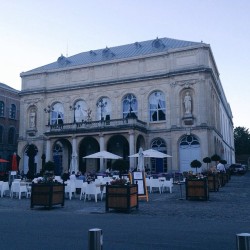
<box><xmin>122</xmin><ymin>94</ymin><xmax>138</xmax><ymax>119</ymax></box>
<box><xmin>149</xmin><ymin>91</ymin><xmax>166</xmax><ymax>121</ymax></box>
<box><xmin>51</xmin><ymin>103</ymin><xmax>64</xmax><ymax>126</ymax></box>
<box><xmin>96</xmin><ymin>97</ymin><xmax>111</xmax><ymax>121</ymax></box>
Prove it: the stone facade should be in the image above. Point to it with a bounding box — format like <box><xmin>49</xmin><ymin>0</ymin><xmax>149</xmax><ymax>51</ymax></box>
<box><xmin>0</xmin><ymin>82</ymin><xmax>20</xmax><ymax>166</ymax></box>
<box><xmin>18</xmin><ymin>37</ymin><xmax>235</xmax><ymax>176</ymax></box>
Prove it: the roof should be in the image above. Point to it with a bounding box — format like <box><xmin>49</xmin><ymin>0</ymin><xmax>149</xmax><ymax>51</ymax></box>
<box><xmin>22</xmin><ymin>37</ymin><xmax>204</xmax><ymax>75</ymax></box>
<box><xmin>0</xmin><ymin>82</ymin><xmax>19</xmax><ymax>93</ymax></box>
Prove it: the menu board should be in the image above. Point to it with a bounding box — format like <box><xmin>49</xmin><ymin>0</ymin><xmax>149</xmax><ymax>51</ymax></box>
<box><xmin>132</xmin><ymin>171</ymin><xmax>148</xmax><ymax>201</ymax></box>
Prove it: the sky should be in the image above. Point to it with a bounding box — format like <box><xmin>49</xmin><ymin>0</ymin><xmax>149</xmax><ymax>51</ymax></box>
<box><xmin>1</xmin><ymin>0</ymin><xmax>250</xmax><ymax>129</ymax></box>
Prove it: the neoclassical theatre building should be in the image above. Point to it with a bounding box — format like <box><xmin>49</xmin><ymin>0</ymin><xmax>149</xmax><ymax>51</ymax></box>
<box><xmin>18</xmin><ymin>37</ymin><xmax>235</xmax><ymax>176</ymax></box>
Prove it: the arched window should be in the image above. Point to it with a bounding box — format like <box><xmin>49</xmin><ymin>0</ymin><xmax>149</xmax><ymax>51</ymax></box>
<box><xmin>74</xmin><ymin>100</ymin><xmax>88</xmax><ymax>122</ymax></box>
<box><xmin>149</xmin><ymin>91</ymin><xmax>166</xmax><ymax>121</ymax></box>
<box><xmin>96</xmin><ymin>97</ymin><xmax>111</xmax><ymax>121</ymax></box>
<box><xmin>8</xmin><ymin>127</ymin><xmax>15</xmax><ymax>145</ymax></box>
<box><xmin>0</xmin><ymin>101</ymin><xmax>4</xmax><ymax>117</ymax></box>
<box><xmin>180</xmin><ymin>135</ymin><xmax>200</xmax><ymax>148</ymax></box>
<box><xmin>51</xmin><ymin>103</ymin><xmax>64</xmax><ymax>125</ymax></box>
<box><xmin>122</xmin><ymin>94</ymin><xmax>137</xmax><ymax>119</ymax></box>
<box><xmin>0</xmin><ymin>126</ymin><xmax>3</xmax><ymax>143</ymax></box>
<box><xmin>9</xmin><ymin>104</ymin><xmax>16</xmax><ymax>119</ymax></box>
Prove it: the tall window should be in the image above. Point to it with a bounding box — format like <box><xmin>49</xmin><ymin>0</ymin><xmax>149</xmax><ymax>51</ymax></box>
<box><xmin>74</xmin><ymin>100</ymin><xmax>88</xmax><ymax>122</ymax></box>
<box><xmin>8</xmin><ymin>127</ymin><xmax>15</xmax><ymax>145</ymax></box>
<box><xmin>9</xmin><ymin>104</ymin><xmax>16</xmax><ymax>119</ymax></box>
<box><xmin>122</xmin><ymin>94</ymin><xmax>137</xmax><ymax>119</ymax></box>
<box><xmin>0</xmin><ymin>101</ymin><xmax>4</xmax><ymax>117</ymax></box>
<box><xmin>0</xmin><ymin>126</ymin><xmax>3</xmax><ymax>143</ymax></box>
<box><xmin>149</xmin><ymin>91</ymin><xmax>166</xmax><ymax>121</ymax></box>
<box><xmin>51</xmin><ymin>103</ymin><xmax>64</xmax><ymax>125</ymax></box>
<box><xmin>96</xmin><ymin>97</ymin><xmax>111</xmax><ymax>121</ymax></box>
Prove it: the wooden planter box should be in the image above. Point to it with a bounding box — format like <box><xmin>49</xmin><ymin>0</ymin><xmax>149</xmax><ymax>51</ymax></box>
<box><xmin>208</xmin><ymin>174</ymin><xmax>219</xmax><ymax>192</ymax></box>
<box><xmin>218</xmin><ymin>173</ymin><xmax>226</xmax><ymax>187</ymax></box>
<box><xmin>105</xmin><ymin>184</ymin><xmax>138</xmax><ymax>213</ymax></box>
<box><xmin>31</xmin><ymin>183</ymin><xmax>65</xmax><ymax>209</ymax></box>
<box><xmin>186</xmin><ymin>178</ymin><xmax>209</xmax><ymax>201</ymax></box>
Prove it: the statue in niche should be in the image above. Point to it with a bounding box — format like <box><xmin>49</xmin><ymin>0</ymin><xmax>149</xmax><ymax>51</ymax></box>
<box><xmin>183</xmin><ymin>92</ymin><xmax>192</xmax><ymax>115</ymax></box>
<box><xmin>29</xmin><ymin>111</ymin><xmax>36</xmax><ymax>128</ymax></box>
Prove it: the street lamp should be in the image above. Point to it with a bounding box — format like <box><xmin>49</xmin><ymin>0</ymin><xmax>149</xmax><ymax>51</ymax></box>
<box><xmin>96</xmin><ymin>98</ymin><xmax>107</xmax><ymax>121</ymax></box>
<box><xmin>126</xmin><ymin>94</ymin><xmax>136</xmax><ymax>118</ymax></box>
<box><xmin>44</xmin><ymin>105</ymin><xmax>54</xmax><ymax>125</ymax></box>
<box><xmin>69</xmin><ymin>105</ymin><xmax>77</xmax><ymax>123</ymax></box>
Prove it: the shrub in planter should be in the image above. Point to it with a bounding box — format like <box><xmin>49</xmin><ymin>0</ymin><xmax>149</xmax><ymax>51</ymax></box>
<box><xmin>190</xmin><ymin>159</ymin><xmax>202</xmax><ymax>174</ymax></box>
<box><xmin>203</xmin><ymin>157</ymin><xmax>211</xmax><ymax>171</ymax></box>
<box><xmin>211</xmin><ymin>154</ymin><xmax>221</xmax><ymax>162</ymax></box>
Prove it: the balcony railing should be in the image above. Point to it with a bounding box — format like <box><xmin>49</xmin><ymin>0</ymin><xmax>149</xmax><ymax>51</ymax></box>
<box><xmin>45</xmin><ymin>118</ymin><xmax>147</xmax><ymax>135</ymax></box>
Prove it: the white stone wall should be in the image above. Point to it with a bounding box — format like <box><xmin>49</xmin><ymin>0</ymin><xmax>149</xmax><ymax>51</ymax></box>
<box><xmin>18</xmin><ymin>44</ymin><xmax>235</xmax><ymax>173</ymax></box>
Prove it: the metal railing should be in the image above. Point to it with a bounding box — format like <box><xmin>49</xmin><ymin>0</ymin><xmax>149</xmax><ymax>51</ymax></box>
<box><xmin>45</xmin><ymin>118</ymin><xmax>147</xmax><ymax>134</ymax></box>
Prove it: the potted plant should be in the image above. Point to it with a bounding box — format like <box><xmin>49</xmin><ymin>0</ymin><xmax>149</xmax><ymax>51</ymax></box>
<box><xmin>31</xmin><ymin>165</ymin><xmax>65</xmax><ymax>209</ymax></box>
<box><xmin>105</xmin><ymin>177</ymin><xmax>138</xmax><ymax>213</ymax></box>
<box><xmin>203</xmin><ymin>157</ymin><xmax>211</xmax><ymax>171</ymax></box>
<box><xmin>186</xmin><ymin>159</ymin><xmax>209</xmax><ymax>201</ymax></box>
<box><xmin>190</xmin><ymin>159</ymin><xmax>202</xmax><ymax>174</ymax></box>
<box><xmin>202</xmin><ymin>157</ymin><xmax>219</xmax><ymax>192</ymax></box>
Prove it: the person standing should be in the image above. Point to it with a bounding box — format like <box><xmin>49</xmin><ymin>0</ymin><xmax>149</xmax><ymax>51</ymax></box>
<box><xmin>217</xmin><ymin>160</ymin><xmax>226</xmax><ymax>173</ymax></box>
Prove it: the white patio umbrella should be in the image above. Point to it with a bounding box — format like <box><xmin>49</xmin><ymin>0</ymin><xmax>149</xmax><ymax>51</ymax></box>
<box><xmin>83</xmin><ymin>150</ymin><xmax>122</xmax><ymax>159</ymax></box>
<box><xmin>129</xmin><ymin>148</ymin><xmax>172</xmax><ymax>158</ymax></box>
<box><xmin>70</xmin><ymin>151</ymin><xmax>79</xmax><ymax>174</ymax></box>
<box><xmin>142</xmin><ymin>149</ymin><xmax>172</xmax><ymax>158</ymax></box>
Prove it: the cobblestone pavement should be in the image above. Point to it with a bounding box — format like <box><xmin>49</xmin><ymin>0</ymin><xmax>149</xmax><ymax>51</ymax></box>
<box><xmin>1</xmin><ymin>173</ymin><xmax>250</xmax><ymax>250</ymax></box>
<box><xmin>1</xmin><ymin>172</ymin><xmax>250</xmax><ymax>222</ymax></box>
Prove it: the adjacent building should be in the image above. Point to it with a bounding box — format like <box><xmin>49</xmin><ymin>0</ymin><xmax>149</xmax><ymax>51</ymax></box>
<box><xmin>0</xmin><ymin>82</ymin><xmax>20</xmax><ymax>166</ymax></box>
<box><xmin>18</xmin><ymin>37</ymin><xmax>235</xmax><ymax>176</ymax></box>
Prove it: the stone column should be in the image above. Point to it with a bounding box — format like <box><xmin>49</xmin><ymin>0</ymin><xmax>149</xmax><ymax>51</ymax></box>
<box><xmin>45</xmin><ymin>139</ymin><xmax>51</xmax><ymax>162</ymax></box>
<box><xmin>129</xmin><ymin>131</ymin><xmax>135</xmax><ymax>170</ymax></box>
<box><xmin>72</xmin><ymin>137</ymin><xmax>77</xmax><ymax>154</ymax></box>
<box><xmin>99</xmin><ymin>133</ymin><xmax>105</xmax><ymax>171</ymax></box>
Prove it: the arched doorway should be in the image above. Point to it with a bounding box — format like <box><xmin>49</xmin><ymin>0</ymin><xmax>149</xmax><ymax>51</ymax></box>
<box><xmin>179</xmin><ymin>135</ymin><xmax>201</xmax><ymax>173</ymax></box>
<box><xmin>107</xmin><ymin>135</ymin><xmax>128</xmax><ymax>170</ymax></box>
<box><xmin>150</xmin><ymin>138</ymin><xmax>168</xmax><ymax>173</ymax></box>
<box><xmin>79</xmin><ymin>137</ymin><xmax>100</xmax><ymax>173</ymax></box>
<box><xmin>136</xmin><ymin>134</ymin><xmax>146</xmax><ymax>152</ymax></box>
<box><xmin>52</xmin><ymin>139</ymin><xmax>71</xmax><ymax>175</ymax></box>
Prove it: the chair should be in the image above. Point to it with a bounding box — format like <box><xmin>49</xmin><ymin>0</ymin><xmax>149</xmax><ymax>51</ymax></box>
<box><xmin>54</xmin><ymin>176</ymin><xmax>63</xmax><ymax>183</ymax></box>
<box><xmin>11</xmin><ymin>181</ymin><xmax>28</xmax><ymax>199</ymax></box>
<box><xmin>0</xmin><ymin>181</ymin><xmax>3</xmax><ymax>197</ymax></box>
<box><xmin>145</xmin><ymin>178</ymin><xmax>151</xmax><ymax>191</ymax></box>
<box><xmin>102</xmin><ymin>177</ymin><xmax>111</xmax><ymax>184</ymax></box>
<box><xmin>75</xmin><ymin>179</ymin><xmax>84</xmax><ymax>189</ymax></box>
<box><xmin>149</xmin><ymin>178</ymin><xmax>162</xmax><ymax>193</ymax></box>
<box><xmin>79</xmin><ymin>182</ymin><xmax>87</xmax><ymax>200</ymax></box>
<box><xmin>162</xmin><ymin>178</ymin><xmax>173</xmax><ymax>193</ymax></box>
<box><xmin>26</xmin><ymin>183</ymin><xmax>32</xmax><ymax>198</ymax></box>
<box><xmin>65</xmin><ymin>181</ymin><xmax>76</xmax><ymax>200</ymax></box>
<box><xmin>84</xmin><ymin>182</ymin><xmax>101</xmax><ymax>202</ymax></box>
<box><xmin>1</xmin><ymin>182</ymin><xmax>10</xmax><ymax>197</ymax></box>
